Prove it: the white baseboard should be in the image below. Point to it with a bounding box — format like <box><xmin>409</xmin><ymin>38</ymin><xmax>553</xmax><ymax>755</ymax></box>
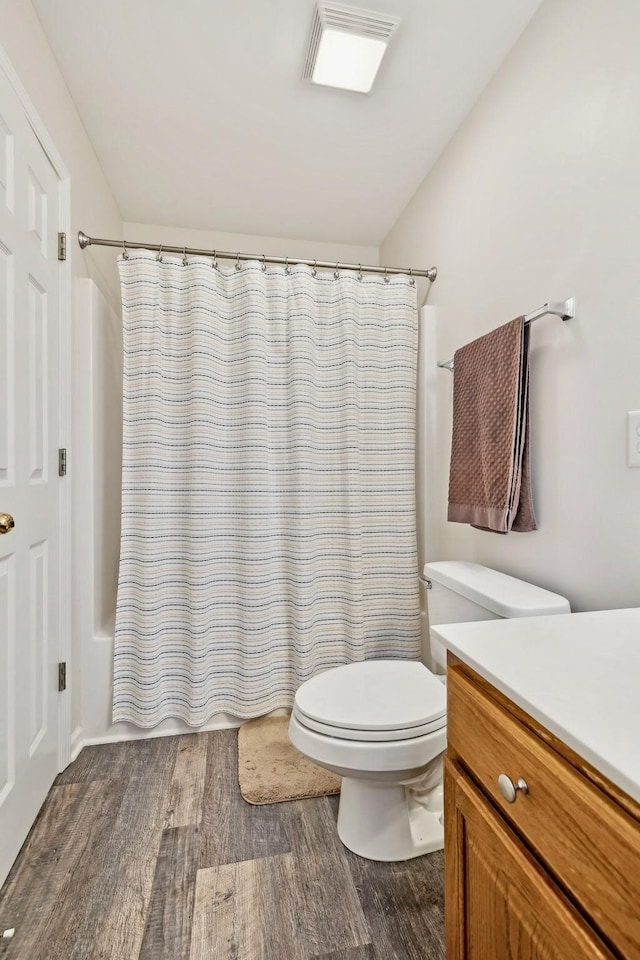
<box><xmin>70</xmin><ymin>725</ymin><xmax>85</xmax><ymax>763</ymax></box>
<box><xmin>81</xmin><ymin>716</ymin><xmax>241</xmax><ymax>748</ymax></box>
<box><xmin>76</xmin><ymin>708</ymin><xmax>290</xmax><ymax>751</ymax></box>
<box><xmin>70</xmin><ymin>706</ymin><xmax>293</xmax><ymax>761</ymax></box>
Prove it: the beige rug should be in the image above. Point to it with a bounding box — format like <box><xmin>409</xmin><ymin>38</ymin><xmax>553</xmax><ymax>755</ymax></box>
<box><xmin>238</xmin><ymin>715</ymin><xmax>341</xmax><ymax>804</ymax></box>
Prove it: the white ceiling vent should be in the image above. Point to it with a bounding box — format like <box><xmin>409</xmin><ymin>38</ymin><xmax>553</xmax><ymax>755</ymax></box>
<box><xmin>303</xmin><ymin>3</ymin><xmax>401</xmax><ymax>94</ymax></box>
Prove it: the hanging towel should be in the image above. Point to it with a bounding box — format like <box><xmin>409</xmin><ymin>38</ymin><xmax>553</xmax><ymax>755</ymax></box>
<box><xmin>447</xmin><ymin>317</ymin><xmax>537</xmax><ymax>534</ymax></box>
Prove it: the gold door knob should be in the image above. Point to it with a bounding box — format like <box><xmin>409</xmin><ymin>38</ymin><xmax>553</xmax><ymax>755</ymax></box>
<box><xmin>0</xmin><ymin>513</ymin><xmax>15</xmax><ymax>534</ymax></box>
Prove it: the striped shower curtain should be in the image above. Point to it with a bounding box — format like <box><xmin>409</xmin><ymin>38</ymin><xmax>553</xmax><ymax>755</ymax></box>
<box><xmin>113</xmin><ymin>252</ymin><xmax>421</xmax><ymax>727</ymax></box>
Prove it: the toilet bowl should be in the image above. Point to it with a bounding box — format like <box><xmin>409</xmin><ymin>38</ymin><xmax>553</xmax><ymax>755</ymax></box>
<box><xmin>289</xmin><ymin>561</ymin><xmax>571</xmax><ymax>862</ymax></box>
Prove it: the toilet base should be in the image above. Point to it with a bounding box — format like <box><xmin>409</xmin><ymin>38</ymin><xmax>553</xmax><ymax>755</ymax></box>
<box><xmin>336</xmin><ymin>776</ymin><xmax>444</xmax><ymax>862</ymax></box>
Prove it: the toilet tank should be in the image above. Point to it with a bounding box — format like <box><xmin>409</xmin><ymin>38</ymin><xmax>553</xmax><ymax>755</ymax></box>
<box><xmin>424</xmin><ymin>561</ymin><xmax>571</xmax><ymax>671</ymax></box>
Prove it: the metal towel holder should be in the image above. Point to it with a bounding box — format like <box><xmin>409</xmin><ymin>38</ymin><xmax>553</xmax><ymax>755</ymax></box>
<box><xmin>437</xmin><ymin>298</ymin><xmax>575</xmax><ymax>371</ymax></box>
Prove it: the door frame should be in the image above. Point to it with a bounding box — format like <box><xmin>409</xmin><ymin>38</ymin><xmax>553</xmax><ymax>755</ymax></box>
<box><xmin>0</xmin><ymin>43</ymin><xmax>72</xmax><ymax>771</ymax></box>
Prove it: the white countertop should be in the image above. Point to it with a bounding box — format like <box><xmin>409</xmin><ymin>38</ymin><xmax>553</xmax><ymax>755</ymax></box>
<box><xmin>436</xmin><ymin>608</ymin><xmax>640</xmax><ymax>804</ymax></box>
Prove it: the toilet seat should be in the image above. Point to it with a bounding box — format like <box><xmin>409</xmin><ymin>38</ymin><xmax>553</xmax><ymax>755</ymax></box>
<box><xmin>292</xmin><ymin>705</ymin><xmax>446</xmax><ymax>741</ymax></box>
<box><xmin>289</xmin><ymin>710</ymin><xmax>446</xmax><ymax>776</ymax></box>
<box><xmin>293</xmin><ymin>660</ymin><xmax>446</xmax><ymax>742</ymax></box>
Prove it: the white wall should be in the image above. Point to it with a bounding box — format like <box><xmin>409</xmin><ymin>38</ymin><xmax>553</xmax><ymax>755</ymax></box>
<box><xmin>0</xmin><ymin>0</ymin><xmax>122</xmax><ymax>308</ymax></box>
<box><xmin>0</xmin><ymin>0</ymin><xmax>123</xmax><ymax>745</ymax></box>
<box><xmin>381</xmin><ymin>0</ymin><xmax>640</xmax><ymax>613</ymax></box>
<box><xmin>75</xmin><ymin>281</ymin><xmax>120</xmax><ymax>745</ymax></box>
<box><xmin>124</xmin><ymin>222</ymin><xmax>378</xmax><ymax>274</ymax></box>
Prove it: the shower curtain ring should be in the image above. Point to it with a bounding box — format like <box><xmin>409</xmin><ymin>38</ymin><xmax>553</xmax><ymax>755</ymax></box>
<box><xmin>409</xmin><ymin>268</ymin><xmax>415</xmax><ymax>287</ymax></box>
<box><xmin>235</xmin><ymin>253</ymin><xmax>241</xmax><ymax>271</ymax></box>
<box><xmin>312</xmin><ymin>259</ymin><xmax>317</xmax><ymax>278</ymax></box>
<box><xmin>122</xmin><ymin>239</ymin><xmax>129</xmax><ymax>260</ymax></box>
<box><xmin>285</xmin><ymin>257</ymin><xmax>291</xmax><ymax>275</ymax></box>
<box><xmin>357</xmin><ymin>264</ymin><xmax>363</xmax><ymax>281</ymax></box>
<box><xmin>261</xmin><ymin>254</ymin><xmax>267</xmax><ymax>273</ymax></box>
<box><xmin>155</xmin><ymin>244</ymin><xmax>163</xmax><ymax>263</ymax></box>
<box><xmin>211</xmin><ymin>249</ymin><xmax>218</xmax><ymax>269</ymax></box>
<box><xmin>333</xmin><ymin>262</ymin><xmax>339</xmax><ymax>280</ymax></box>
<box><xmin>384</xmin><ymin>266</ymin><xmax>389</xmax><ymax>283</ymax></box>
<box><xmin>182</xmin><ymin>246</ymin><xmax>189</xmax><ymax>266</ymax></box>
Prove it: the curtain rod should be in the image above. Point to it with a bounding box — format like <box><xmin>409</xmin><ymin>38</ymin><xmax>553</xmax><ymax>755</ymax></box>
<box><xmin>436</xmin><ymin>298</ymin><xmax>576</xmax><ymax>371</ymax></box>
<box><xmin>77</xmin><ymin>231</ymin><xmax>437</xmax><ymax>282</ymax></box>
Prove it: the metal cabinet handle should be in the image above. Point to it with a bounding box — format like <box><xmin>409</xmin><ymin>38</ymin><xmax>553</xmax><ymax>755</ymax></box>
<box><xmin>0</xmin><ymin>513</ymin><xmax>14</xmax><ymax>535</ymax></box>
<box><xmin>498</xmin><ymin>773</ymin><xmax>529</xmax><ymax>803</ymax></box>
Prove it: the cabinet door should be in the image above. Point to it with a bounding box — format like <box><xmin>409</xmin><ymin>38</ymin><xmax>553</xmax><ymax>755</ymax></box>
<box><xmin>444</xmin><ymin>758</ymin><xmax>615</xmax><ymax>960</ymax></box>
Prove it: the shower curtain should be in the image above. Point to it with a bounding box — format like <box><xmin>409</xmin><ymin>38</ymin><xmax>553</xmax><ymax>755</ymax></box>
<box><xmin>113</xmin><ymin>252</ymin><xmax>421</xmax><ymax>726</ymax></box>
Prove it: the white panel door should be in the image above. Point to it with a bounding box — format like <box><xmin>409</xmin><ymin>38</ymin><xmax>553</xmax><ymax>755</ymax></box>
<box><xmin>0</xmin><ymin>65</ymin><xmax>61</xmax><ymax>886</ymax></box>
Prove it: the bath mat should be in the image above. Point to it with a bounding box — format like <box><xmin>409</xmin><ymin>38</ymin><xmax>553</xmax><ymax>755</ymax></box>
<box><xmin>238</xmin><ymin>715</ymin><xmax>341</xmax><ymax>804</ymax></box>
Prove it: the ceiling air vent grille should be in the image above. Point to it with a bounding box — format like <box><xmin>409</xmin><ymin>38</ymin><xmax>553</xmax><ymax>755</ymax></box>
<box><xmin>303</xmin><ymin>3</ymin><xmax>400</xmax><ymax>80</ymax></box>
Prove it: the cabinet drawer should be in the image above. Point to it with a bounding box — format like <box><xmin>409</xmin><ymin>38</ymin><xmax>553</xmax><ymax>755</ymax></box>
<box><xmin>448</xmin><ymin>665</ymin><xmax>640</xmax><ymax>959</ymax></box>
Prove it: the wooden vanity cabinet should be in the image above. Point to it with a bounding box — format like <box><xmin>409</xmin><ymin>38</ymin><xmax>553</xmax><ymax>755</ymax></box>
<box><xmin>445</xmin><ymin>658</ymin><xmax>640</xmax><ymax>960</ymax></box>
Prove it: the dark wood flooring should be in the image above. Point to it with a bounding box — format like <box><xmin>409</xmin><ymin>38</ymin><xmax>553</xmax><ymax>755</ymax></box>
<box><xmin>0</xmin><ymin>731</ymin><xmax>445</xmax><ymax>960</ymax></box>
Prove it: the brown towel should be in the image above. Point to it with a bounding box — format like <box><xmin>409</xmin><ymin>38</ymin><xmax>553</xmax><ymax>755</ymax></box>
<box><xmin>447</xmin><ymin>317</ymin><xmax>537</xmax><ymax>534</ymax></box>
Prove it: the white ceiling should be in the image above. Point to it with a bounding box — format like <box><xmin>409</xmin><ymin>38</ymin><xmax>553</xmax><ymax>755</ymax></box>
<box><xmin>33</xmin><ymin>0</ymin><xmax>543</xmax><ymax>245</ymax></box>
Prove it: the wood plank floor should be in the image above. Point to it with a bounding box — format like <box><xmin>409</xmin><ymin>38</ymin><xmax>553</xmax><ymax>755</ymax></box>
<box><xmin>0</xmin><ymin>730</ymin><xmax>445</xmax><ymax>960</ymax></box>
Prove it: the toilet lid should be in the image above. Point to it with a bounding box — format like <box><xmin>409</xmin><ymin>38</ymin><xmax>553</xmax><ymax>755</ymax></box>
<box><xmin>294</xmin><ymin>660</ymin><xmax>446</xmax><ymax>733</ymax></box>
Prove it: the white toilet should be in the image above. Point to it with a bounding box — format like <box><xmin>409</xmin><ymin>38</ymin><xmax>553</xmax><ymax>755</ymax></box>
<box><xmin>288</xmin><ymin>561</ymin><xmax>570</xmax><ymax>862</ymax></box>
